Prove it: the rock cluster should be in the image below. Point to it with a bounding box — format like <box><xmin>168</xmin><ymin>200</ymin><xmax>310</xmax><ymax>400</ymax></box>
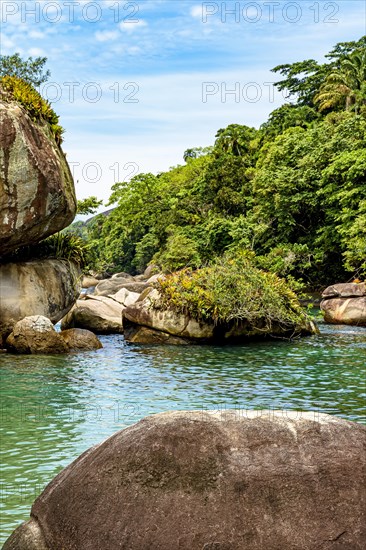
<box><xmin>64</xmin><ymin>268</ymin><xmax>160</xmax><ymax>334</ymax></box>
<box><xmin>320</xmin><ymin>282</ymin><xmax>366</xmax><ymax>326</ymax></box>
<box><xmin>0</xmin><ymin>88</ymin><xmax>79</xmax><ymax>346</ymax></box>
<box><xmin>72</xmin><ymin>267</ymin><xmax>319</xmax><ymax>344</ymax></box>
<box><xmin>5</xmin><ymin>316</ymin><xmax>102</xmax><ymax>354</ymax></box>
<box><xmin>93</xmin><ymin>272</ymin><xmax>155</xmax><ymax>296</ymax></box>
<box><xmin>4</xmin><ymin>409</ymin><xmax>366</xmax><ymax>549</ymax></box>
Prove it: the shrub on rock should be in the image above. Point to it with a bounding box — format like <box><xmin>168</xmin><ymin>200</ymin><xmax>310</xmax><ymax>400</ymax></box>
<box><xmin>124</xmin><ymin>255</ymin><xmax>317</xmax><ymax>344</ymax></box>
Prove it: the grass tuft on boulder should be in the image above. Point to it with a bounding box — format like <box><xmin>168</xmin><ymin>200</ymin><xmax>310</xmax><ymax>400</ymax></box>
<box><xmin>0</xmin><ymin>75</ymin><xmax>64</xmax><ymax>143</ymax></box>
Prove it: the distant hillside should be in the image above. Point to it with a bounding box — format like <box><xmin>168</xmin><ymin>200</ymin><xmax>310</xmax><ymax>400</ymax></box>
<box><xmin>85</xmin><ymin>208</ymin><xmax>115</xmax><ymax>225</ymax></box>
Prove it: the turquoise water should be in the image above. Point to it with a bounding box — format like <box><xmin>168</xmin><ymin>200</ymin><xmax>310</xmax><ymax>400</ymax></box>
<box><xmin>1</xmin><ymin>322</ymin><xmax>365</xmax><ymax>544</ymax></box>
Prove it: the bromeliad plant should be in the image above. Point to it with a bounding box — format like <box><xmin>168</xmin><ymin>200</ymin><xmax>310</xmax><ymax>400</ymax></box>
<box><xmin>0</xmin><ymin>233</ymin><xmax>88</xmax><ymax>268</ymax></box>
<box><xmin>156</xmin><ymin>253</ymin><xmax>310</xmax><ymax>331</ymax></box>
<box><xmin>0</xmin><ymin>75</ymin><xmax>64</xmax><ymax>143</ymax></box>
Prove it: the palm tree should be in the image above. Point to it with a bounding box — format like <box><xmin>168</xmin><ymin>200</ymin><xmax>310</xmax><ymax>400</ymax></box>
<box><xmin>215</xmin><ymin>124</ymin><xmax>255</xmax><ymax>156</ymax></box>
<box><xmin>314</xmin><ymin>49</ymin><xmax>366</xmax><ymax>113</ymax></box>
<box><xmin>183</xmin><ymin>148</ymin><xmax>197</xmax><ymax>162</ymax></box>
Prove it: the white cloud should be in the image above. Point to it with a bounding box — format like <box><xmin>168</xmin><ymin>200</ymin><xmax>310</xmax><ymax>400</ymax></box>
<box><xmin>58</xmin><ymin>68</ymin><xmax>283</xmax><ymax>203</ymax></box>
<box><xmin>127</xmin><ymin>46</ymin><xmax>142</xmax><ymax>55</ymax></box>
<box><xmin>28</xmin><ymin>47</ymin><xmax>45</xmax><ymax>56</ymax></box>
<box><xmin>190</xmin><ymin>6</ymin><xmax>203</xmax><ymax>19</ymax></box>
<box><xmin>28</xmin><ymin>30</ymin><xmax>45</xmax><ymax>39</ymax></box>
<box><xmin>0</xmin><ymin>33</ymin><xmax>15</xmax><ymax>50</ymax></box>
<box><xmin>119</xmin><ymin>19</ymin><xmax>147</xmax><ymax>33</ymax></box>
<box><xmin>176</xmin><ymin>30</ymin><xmax>193</xmax><ymax>38</ymax></box>
<box><xmin>95</xmin><ymin>30</ymin><xmax>119</xmax><ymax>42</ymax></box>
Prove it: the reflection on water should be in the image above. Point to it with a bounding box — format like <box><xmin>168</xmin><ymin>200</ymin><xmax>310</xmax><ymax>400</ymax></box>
<box><xmin>0</xmin><ymin>322</ymin><xmax>365</xmax><ymax>543</ymax></box>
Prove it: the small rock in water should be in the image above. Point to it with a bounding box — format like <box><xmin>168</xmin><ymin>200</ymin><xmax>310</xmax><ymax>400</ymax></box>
<box><xmin>6</xmin><ymin>315</ymin><xmax>69</xmax><ymax>354</ymax></box>
<box><xmin>321</xmin><ymin>282</ymin><xmax>366</xmax><ymax>326</ymax></box>
<box><xmin>60</xmin><ymin>328</ymin><xmax>103</xmax><ymax>351</ymax></box>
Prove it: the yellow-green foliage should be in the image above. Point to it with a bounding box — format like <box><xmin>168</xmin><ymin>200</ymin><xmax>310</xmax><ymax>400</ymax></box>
<box><xmin>0</xmin><ymin>75</ymin><xmax>64</xmax><ymax>143</ymax></box>
<box><xmin>156</xmin><ymin>254</ymin><xmax>309</xmax><ymax>330</ymax></box>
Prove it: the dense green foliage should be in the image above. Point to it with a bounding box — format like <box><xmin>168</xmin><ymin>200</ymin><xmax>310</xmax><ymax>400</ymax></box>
<box><xmin>77</xmin><ymin>196</ymin><xmax>103</xmax><ymax>215</ymax></box>
<box><xmin>156</xmin><ymin>254</ymin><xmax>310</xmax><ymax>331</ymax></box>
<box><xmin>0</xmin><ymin>53</ymin><xmax>50</xmax><ymax>87</ymax></box>
<box><xmin>0</xmin><ymin>75</ymin><xmax>64</xmax><ymax>143</ymax></box>
<box><xmin>272</xmin><ymin>37</ymin><xmax>365</xmax><ymax>108</ymax></box>
<box><xmin>68</xmin><ymin>38</ymin><xmax>366</xmax><ymax>287</ymax></box>
<box><xmin>1</xmin><ymin>233</ymin><xmax>88</xmax><ymax>268</ymax></box>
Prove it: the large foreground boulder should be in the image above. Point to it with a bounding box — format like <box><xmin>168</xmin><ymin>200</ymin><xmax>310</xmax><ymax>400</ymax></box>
<box><xmin>0</xmin><ymin>93</ymin><xmax>76</xmax><ymax>256</ymax></box>
<box><xmin>123</xmin><ymin>289</ymin><xmax>317</xmax><ymax>344</ymax></box>
<box><xmin>321</xmin><ymin>282</ymin><xmax>366</xmax><ymax>326</ymax></box>
<box><xmin>6</xmin><ymin>316</ymin><xmax>68</xmax><ymax>354</ymax></box>
<box><xmin>0</xmin><ymin>259</ymin><xmax>81</xmax><ymax>343</ymax></box>
<box><xmin>61</xmin><ymin>296</ymin><xmax>124</xmax><ymax>333</ymax></box>
<box><xmin>4</xmin><ymin>410</ymin><xmax>365</xmax><ymax>550</ymax></box>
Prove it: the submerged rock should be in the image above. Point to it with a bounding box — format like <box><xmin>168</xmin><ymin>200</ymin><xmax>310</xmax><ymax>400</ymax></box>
<box><xmin>124</xmin><ymin>325</ymin><xmax>192</xmax><ymax>345</ymax></box>
<box><xmin>0</xmin><ymin>94</ymin><xmax>76</xmax><ymax>256</ymax></box>
<box><xmin>0</xmin><ymin>259</ymin><xmax>81</xmax><ymax>343</ymax></box>
<box><xmin>4</xmin><ymin>409</ymin><xmax>365</xmax><ymax>550</ymax></box>
<box><xmin>6</xmin><ymin>316</ymin><xmax>68</xmax><ymax>354</ymax></box>
<box><xmin>321</xmin><ymin>282</ymin><xmax>366</xmax><ymax>326</ymax></box>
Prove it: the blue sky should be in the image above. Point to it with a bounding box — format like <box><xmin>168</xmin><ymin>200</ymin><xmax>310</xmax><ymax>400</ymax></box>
<box><xmin>1</xmin><ymin>0</ymin><xmax>365</xmax><ymax>204</ymax></box>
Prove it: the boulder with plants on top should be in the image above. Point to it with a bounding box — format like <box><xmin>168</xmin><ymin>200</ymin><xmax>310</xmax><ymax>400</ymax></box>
<box><xmin>123</xmin><ymin>255</ymin><xmax>318</xmax><ymax>345</ymax></box>
<box><xmin>0</xmin><ymin>76</ymin><xmax>76</xmax><ymax>256</ymax></box>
